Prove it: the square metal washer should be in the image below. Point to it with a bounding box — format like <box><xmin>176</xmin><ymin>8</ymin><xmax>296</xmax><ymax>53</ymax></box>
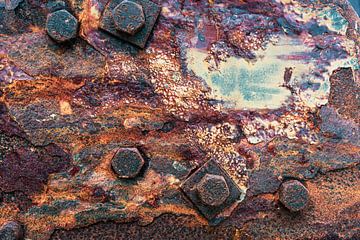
<box><xmin>99</xmin><ymin>0</ymin><xmax>161</xmax><ymax>48</ymax></box>
<box><xmin>180</xmin><ymin>160</ymin><xmax>242</xmax><ymax>221</ymax></box>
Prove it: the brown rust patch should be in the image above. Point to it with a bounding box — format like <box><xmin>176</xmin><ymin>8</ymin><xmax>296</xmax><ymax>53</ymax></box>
<box><xmin>328</xmin><ymin>68</ymin><xmax>360</xmax><ymax>124</ymax></box>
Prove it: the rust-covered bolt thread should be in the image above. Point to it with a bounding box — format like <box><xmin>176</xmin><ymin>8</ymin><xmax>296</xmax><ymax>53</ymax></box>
<box><xmin>111</xmin><ymin>148</ymin><xmax>145</xmax><ymax>178</ymax></box>
<box><xmin>46</xmin><ymin>9</ymin><xmax>79</xmax><ymax>42</ymax></box>
<box><xmin>111</xmin><ymin>0</ymin><xmax>145</xmax><ymax>35</ymax></box>
<box><xmin>196</xmin><ymin>174</ymin><xmax>230</xmax><ymax>207</ymax></box>
<box><xmin>0</xmin><ymin>221</ymin><xmax>24</xmax><ymax>240</ymax></box>
<box><xmin>279</xmin><ymin>180</ymin><xmax>309</xmax><ymax>212</ymax></box>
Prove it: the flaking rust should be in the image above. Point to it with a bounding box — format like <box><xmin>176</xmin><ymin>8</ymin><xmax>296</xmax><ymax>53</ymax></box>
<box><xmin>0</xmin><ymin>0</ymin><xmax>359</xmax><ymax>239</ymax></box>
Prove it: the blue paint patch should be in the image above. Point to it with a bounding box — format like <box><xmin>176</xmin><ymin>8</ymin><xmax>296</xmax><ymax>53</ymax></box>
<box><xmin>198</xmin><ymin>33</ymin><xmax>205</xmax><ymax>42</ymax></box>
<box><xmin>344</xmin><ymin>58</ymin><xmax>360</xmax><ymax>70</ymax></box>
<box><xmin>210</xmin><ymin>63</ymin><xmax>284</xmax><ymax>103</ymax></box>
<box><xmin>322</xmin><ymin>8</ymin><xmax>349</xmax><ymax>34</ymax></box>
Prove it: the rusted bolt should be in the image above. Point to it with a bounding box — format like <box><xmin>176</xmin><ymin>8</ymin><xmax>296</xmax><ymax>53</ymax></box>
<box><xmin>46</xmin><ymin>9</ymin><xmax>79</xmax><ymax>42</ymax></box>
<box><xmin>111</xmin><ymin>0</ymin><xmax>145</xmax><ymax>35</ymax></box>
<box><xmin>0</xmin><ymin>221</ymin><xmax>24</xmax><ymax>240</ymax></box>
<box><xmin>196</xmin><ymin>174</ymin><xmax>230</xmax><ymax>206</ymax></box>
<box><xmin>111</xmin><ymin>148</ymin><xmax>145</xmax><ymax>178</ymax></box>
<box><xmin>279</xmin><ymin>180</ymin><xmax>309</xmax><ymax>212</ymax></box>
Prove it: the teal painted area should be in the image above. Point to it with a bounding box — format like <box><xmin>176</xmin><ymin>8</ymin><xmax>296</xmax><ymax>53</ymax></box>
<box><xmin>345</xmin><ymin>58</ymin><xmax>360</xmax><ymax>70</ymax></box>
<box><xmin>198</xmin><ymin>33</ymin><xmax>205</xmax><ymax>42</ymax></box>
<box><xmin>186</xmin><ymin>47</ymin><xmax>292</xmax><ymax>109</ymax></box>
<box><xmin>321</xmin><ymin>8</ymin><xmax>348</xmax><ymax>34</ymax></box>
<box><xmin>210</xmin><ymin>64</ymin><xmax>283</xmax><ymax>103</ymax></box>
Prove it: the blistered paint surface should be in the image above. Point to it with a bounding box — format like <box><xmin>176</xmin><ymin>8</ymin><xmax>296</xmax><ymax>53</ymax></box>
<box><xmin>186</xmin><ymin>45</ymin><xmax>292</xmax><ymax>110</ymax></box>
<box><xmin>187</xmin><ymin>34</ymin><xmax>357</xmax><ymax>110</ymax></box>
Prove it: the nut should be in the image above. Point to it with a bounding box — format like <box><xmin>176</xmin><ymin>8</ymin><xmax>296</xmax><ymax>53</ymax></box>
<box><xmin>196</xmin><ymin>174</ymin><xmax>230</xmax><ymax>207</ymax></box>
<box><xmin>111</xmin><ymin>148</ymin><xmax>145</xmax><ymax>178</ymax></box>
<box><xmin>99</xmin><ymin>0</ymin><xmax>161</xmax><ymax>48</ymax></box>
<box><xmin>181</xmin><ymin>160</ymin><xmax>242</xmax><ymax>221</ymax></box>
<box><xmin>46</xmin><ymin>9</ymin><xmax>78</xmax><ymax>42</ymax></box>
<box><xmin>0</xmin><ymin>221</ymin><xmax>24</xmax><ymax>240</ymax></box>
<box><xmin>279</xmin><ymin>180</ymin><xmax>309</xmax><ymax>212</ymax></box>
<box><xmin>111</xmin><ymin>0</ymin><xmax>145</xmax><ymax>35</ymax></box>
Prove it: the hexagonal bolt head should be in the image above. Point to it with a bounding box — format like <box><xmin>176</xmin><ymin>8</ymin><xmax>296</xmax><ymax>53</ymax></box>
<box><xmin>111</xmin><ymin>0</ymin><xmax>145</xmax><ymax>35</ymax></box>
<box><xmin>111</xmin><ymin>148</ymin><xmax>145</xmax><ymax>178</ymax></box>
<box><xmin>279</xmin><ymin>180</ymin><xmax>309</xmax><ymax>212</ymax></box>
<box><xmin>46</xmin><ymin>9</ymin><xmax>79</xmax><ymax>42</ymax></box>
<box><xmin>196</xmin><ymin>174</ymin><xmax>230</xmax><ymax>207</ymax></box>
<box><xmin>0</xmin><ymin>221</ymin><xmax>24</xmax><ymax>240</ymax></box>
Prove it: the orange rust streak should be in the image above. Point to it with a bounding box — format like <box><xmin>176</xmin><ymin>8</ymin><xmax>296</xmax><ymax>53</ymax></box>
<box><xmin>138</xmin><ymin>204</ymin><xmax>208</xmax><ymax>226</ymax></box>
<box><xmin>4</xmin><ymin>78</ymin><xmax>84</xmax><ymax>106</ymax></box>
<box><xmin>0</xmin><ymin>204</ymin><xmax>20</xmax><ymax>226</ymax></box>
<box><xmin>79</xmin><ymin>0</ymin><xmax>102</xmax><ymax>37</ymax></box>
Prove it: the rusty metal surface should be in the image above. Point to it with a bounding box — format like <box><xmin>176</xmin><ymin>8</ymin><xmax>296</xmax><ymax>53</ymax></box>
<box><xmin>0</xmin><ymin>0</ymin><xmax>359</xmax><ymax>239</ymax></box>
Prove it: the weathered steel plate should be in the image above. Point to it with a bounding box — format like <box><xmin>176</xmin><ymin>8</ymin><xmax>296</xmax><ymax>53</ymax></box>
<box><xmin>0</xmin><ymin>0</ymin><xmax>359</xmax><ymax>239</ymax></box>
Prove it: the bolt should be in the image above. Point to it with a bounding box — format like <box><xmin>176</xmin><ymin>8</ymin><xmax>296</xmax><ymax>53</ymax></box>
<box><xmin>111</xmin><ymin>0</ymin><xmax>145</xmax><ymax>35</ymax></box>
<box><xmin>196</xmin><ymin>174</ymin><xmax>230</xmax><ymax>207</ymax></box>
<box><xmin>0</xmin><ymin>221</ymin><xmax>24</xmax><ymax>240</ymax></box>
<box><xmin>46</xmin><ymin>9</ymin><xmax>78</xmax><ymax>42</ymax></box>
<box><xmin>279</xmin><ymin>180</ymin><xmax>309</xmax><ymax>212</ymax></box>
<box><xmin>111</xmin><ymin>148</ymin><xmax>145</xmax><ymax>178</ymax></box>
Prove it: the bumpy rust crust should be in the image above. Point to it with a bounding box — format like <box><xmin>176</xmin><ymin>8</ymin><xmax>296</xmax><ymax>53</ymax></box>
<box><xmin>0</xmin><ymin>0</ymin><xmax>359</xmax><ymax>239</ymax></box>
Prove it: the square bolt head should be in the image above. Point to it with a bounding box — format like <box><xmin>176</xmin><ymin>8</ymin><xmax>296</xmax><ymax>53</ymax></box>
<box><xmin>111</xmin><ymin>148</ymin><xmax>145</xmax><ymax>178</ymax></box>
<box><xmin>181</xmin><ymin>160</ymin><xmax>242</xmax><ymax>221</ymax></box>
<box><xmin>99</xmin><ymin>0</ymin><xmax>161</xmax><ymax>48</ymax></box>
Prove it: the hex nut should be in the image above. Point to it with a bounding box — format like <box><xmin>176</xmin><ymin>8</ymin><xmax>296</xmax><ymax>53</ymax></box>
<box><xmin>279</xmin><ymin>180</ymin><xmax>309</xmax><ymax>212</ymax></box>
<box><xmin>180</xmin><ymin>160</ymin><xmax>242</xmax><ymax>221</ymax></box>
<box><xmin>46</xmin><ymin>9</ymin><xmax>79</xmax><ymax>42</ymax></box>
<box><xmin>0</xmin><ymin>221</ymin><xmax>24</xmax><ymax>240</ymax></box>
<box><xmin>99</xmin><ymin>0</ymin><xmax>161</xmax><ymax>48</ymax></box>
<box><xmin>112</xmin><ymin>0</ymin><xmax>145</xmax><ymax>35</ymax></box>
<box><xmin>197</xmin><ymin>174</ymin><xmax>230</xmax><ymax>207</ymax></box>
<box><xmin>111</xmin><ymin>148</ymin><xmax>145</xmax><ymax>178</ymax></box>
